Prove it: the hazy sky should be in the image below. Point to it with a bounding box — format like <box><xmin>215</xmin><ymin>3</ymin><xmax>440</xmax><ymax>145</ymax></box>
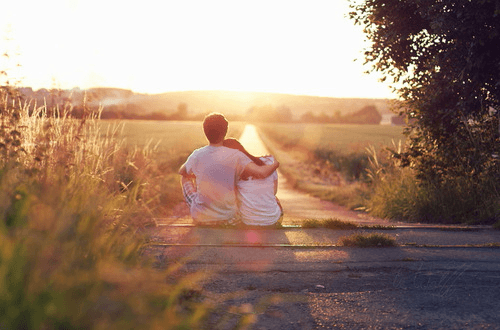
<box><xmin>1</xmin><ymin>0</ymin><xmax>394</xmax><ymax>98</ymax></box>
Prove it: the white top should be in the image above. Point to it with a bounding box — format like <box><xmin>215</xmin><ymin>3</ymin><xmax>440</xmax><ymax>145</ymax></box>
<box><xmin>184</xmin><ymin>145</ymin><xmax>252</xmax><ymax>223</ymax></box>
<box><xmin>236</xmin><ymin>156</ymin><xmax>281</xmax><ymax>226</ymax></box>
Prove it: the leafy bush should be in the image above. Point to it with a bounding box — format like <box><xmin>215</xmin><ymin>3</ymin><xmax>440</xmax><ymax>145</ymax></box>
<box><xmin>351</xmin><ymin>0</ymin><xmax>500</xmax><ymax>226</ymax></box>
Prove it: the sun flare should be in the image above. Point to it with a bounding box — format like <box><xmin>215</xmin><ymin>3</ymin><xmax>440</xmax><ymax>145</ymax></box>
<box><xmin>1</xmin><ymin>0</ymin><xmax>393</xmax><ymax>99</ymax></box>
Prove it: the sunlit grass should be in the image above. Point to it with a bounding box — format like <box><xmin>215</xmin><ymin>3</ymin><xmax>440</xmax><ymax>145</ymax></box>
<box><xmin>302</xmin><ymin>218</ymin><xmax>358</xmax><ymax>229</ymax></box>
<box><xmin>100</xmin><ymin>120</ymin><xmax>245</xmax><ymax>160</ymax></box>
<box><xmin>338</xmin><ymin>233</ymin><xmax>398</xmax><ymax>247</ymax></box>
<box><xmin>257</xmin><ymin>123</ymin><xmax>404</xmax><ymax>154</ymax></box>
<box><xmin>302</xmin><ymin>219</ymin><xmax>396</xmax><ymax>230</ymax></box>
<box><xmin>258</xmin><ymin>122</ymin><xmax>500</xmax><ymax>226</ymax></box>
<box><xmin>0</xmin><ymin>92</ymin><xmax>215</xmax><ymax>328</ymax></box>
<box><xmin>256</xmin><ymin>123</ymin><xmax>402</xmax><ymax>208</ymax></box>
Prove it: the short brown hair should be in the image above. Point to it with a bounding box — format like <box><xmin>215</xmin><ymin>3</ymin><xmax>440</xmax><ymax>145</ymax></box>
<box><xmin>203</xmin><ymin>113</ymin><xmax>228</xmax><ymax>144</ymax></box>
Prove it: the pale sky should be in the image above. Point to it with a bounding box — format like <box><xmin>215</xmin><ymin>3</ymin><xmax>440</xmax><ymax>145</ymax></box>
<box><xmin>0</xmin><ymin>0</ymin><xmax>394</xmax><ymax>99</ymax></box>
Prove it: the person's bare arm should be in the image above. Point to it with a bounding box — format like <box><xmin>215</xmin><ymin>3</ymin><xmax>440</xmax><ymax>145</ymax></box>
<box><xmin>178</xmin><ymin>163</ymin><xmax>195</xmax><ymax>178</ymax></box>
<box><xmin>241</xmin><ymin>160</ymin><xmax>279</xmax><ymax>180</ymax></box>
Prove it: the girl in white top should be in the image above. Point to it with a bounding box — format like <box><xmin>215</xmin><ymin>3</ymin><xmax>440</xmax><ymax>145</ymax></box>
<box><xmin>223</xmin><ymin>138</ymin><xmax>283</xmax><ymax>227</ymax></box>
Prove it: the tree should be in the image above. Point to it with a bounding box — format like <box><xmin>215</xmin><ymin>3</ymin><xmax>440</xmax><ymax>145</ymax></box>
<box><xmin>176</xmin><ymin>102</ymin><xmax>188</xmax><ymax>119</ymax></box>
<box><xmin>275</xmin><ymin>105</ymin><xmax>293</xmax><ymax>123</ymax></box>
<box><xmin>300</xmin><ymin>111</ymin><xmax>317</xmax><ymax>123</ymax></box>
<box><xmin>343</xmin><ymin>105</ymin><xmax>382</xmax><ymax>124</ymax></box>
<box><xmin>350</xmin><ymin>0</ymin><xmax>500</xmax><ymax>181</ymax></box>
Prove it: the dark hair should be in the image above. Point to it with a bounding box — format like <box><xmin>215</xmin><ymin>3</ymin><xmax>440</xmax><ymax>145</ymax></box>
<box><xmin>223</xmin><ymin>138</ymin><xmax>265</xmax><ymax>166</ymax></box>
<box><xmin>203</xmin><ymin>112</ymin><xmax>228</xmax><ymax>144</ymax></box>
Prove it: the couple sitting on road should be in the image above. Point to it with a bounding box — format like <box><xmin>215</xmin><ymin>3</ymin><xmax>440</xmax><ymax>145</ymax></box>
<box><xmin>179</xmin><ymin>112</ymin><xmax>283</xmax><ymax>227</ymax></box>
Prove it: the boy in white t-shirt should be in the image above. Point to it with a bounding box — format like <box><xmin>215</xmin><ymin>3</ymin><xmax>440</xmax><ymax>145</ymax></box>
<box><xmin>178</xmin><ymin>113</ymin><xmax>279</xmax><ymax>225</ymax></box>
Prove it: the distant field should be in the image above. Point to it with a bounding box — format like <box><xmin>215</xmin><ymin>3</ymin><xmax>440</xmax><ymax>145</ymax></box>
<box><xmin>257</xmin><ymin>123</ymin><xmax>405</xmax><ymax>154</ymax></box>
<box><xmin>98</xmin><ymin>120</ymin><xmax>246</xmax><ymax>159</ymax></box>
<box><xmin>96</xmin><ymin>121</ymin><xmax>404</xmax><ymax>159</ymax></box>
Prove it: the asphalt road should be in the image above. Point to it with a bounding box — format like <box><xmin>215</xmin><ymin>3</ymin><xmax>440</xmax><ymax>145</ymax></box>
<box><xmin>147</xmin><ymin>225</ymin><xmax>500</xmax><ymax>329</ymax></box>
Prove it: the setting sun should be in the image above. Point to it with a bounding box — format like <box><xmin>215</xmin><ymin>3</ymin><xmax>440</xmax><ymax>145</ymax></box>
<box><xmin>1</xmin><ymin>0</ymin><xmax>393</xmax><ymax>98</ymax></box>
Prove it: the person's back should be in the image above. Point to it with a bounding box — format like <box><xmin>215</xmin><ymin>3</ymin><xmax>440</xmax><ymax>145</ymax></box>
<box><xmin>182</xmin><ymin>145</ymin><xmax>250</xmax><ymax>223</ymax></box>
<box><xmin>236</xmin><ymin>155</ymin><xmax>281</xmax><ymax>226</ymax></box>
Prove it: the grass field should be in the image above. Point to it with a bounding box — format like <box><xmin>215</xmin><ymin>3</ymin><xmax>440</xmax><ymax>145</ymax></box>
<box><xmin>98</xmin><ymin>120</ymin><xmax>246</xmax><ymax>160</ymax></box>
<box><xmin>256</xmin><ymin>122</ymin><xmax>405</xmax><ymax>185</ymax></box>
<box><xmin>95</xmin><ymin>121</ymin><xmax>401</xmax><ymax>165</ymax></box>
<box><xmin>257</xmin><ymin>123</ymin><xmax>405</xmax><ymax>154</ymax></box>
<box><xmin>256</xmin><ymin>122</ymin><xmax>407</xmax><ymax>211</ymax></box>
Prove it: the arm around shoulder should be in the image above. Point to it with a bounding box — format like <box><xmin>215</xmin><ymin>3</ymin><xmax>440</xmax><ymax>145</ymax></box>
<box><xmin>242</xmin><ymin>159</ymin><xmax>279</xmax><ymax>180</ymax></box>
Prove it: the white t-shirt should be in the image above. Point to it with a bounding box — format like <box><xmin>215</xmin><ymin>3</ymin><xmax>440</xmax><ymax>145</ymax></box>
<box><xmin>184</xmin><ymin>145</ymin><xmax>252</xmax><ymax>223</ymax></box>
<box><xmin>236</xmin><ymin>156</ymin><xmax>281</xmax><ymax>226</ymax></box>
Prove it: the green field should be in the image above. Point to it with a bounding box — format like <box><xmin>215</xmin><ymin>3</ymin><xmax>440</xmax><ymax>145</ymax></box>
<box><xmin>98</xmin><ymin>120</ymin><xmax>246</xmax><ymax>160</ymax></box>
<box><xmin>257</xmin><ymin>123</ymin><xmax>405</xmax><ymax>154</ymax></box>
<box><xmin>101</xmin><ymin>121</ymin><xmax>405</xmax><ymax>157</ymax></box>
<box><xmin>98</xmin><ymin>121</ymin><xmax>405</xmax><ymax>171</ymax></box>
<box><xmin>254</xmin><ymin>122</ymin><xmax>407</xmax><ymax>209</ymax></box>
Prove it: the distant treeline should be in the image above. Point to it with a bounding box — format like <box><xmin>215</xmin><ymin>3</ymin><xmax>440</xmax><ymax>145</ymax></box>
<box><xmin>299</xmin><ymin>105</ymin><xmax>382</xmax><ymax>125</ymax></box>
<box><xmin>16</xmin><ymin>87</ymin><xmax>399</xmax><ymax>125</ymax></box>
<box><xmin>99</xmin><ymin>104</ymin><xmax>388</xmax><ymax>125</ymax></box>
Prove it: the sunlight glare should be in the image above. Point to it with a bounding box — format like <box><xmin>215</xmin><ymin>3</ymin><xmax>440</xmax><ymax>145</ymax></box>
<box><xmin>1</xmin><ymin>0</ymin><xmax>394</xmax><ymax>98</ymax></box>
<box><xmin>245</xmin><ymin>230</ymin><xmax>261</xmax><ymax>244</ymax></box>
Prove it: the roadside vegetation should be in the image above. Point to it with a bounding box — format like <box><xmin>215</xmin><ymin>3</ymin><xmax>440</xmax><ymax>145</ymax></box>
<box><xmin>254</xmin><ymin>0</ymin><xmax>500</xmax><ymax>227</ymax></box>
<box><xmin>349</xmin><ymin>0</ymin><xmax>500</xmax><ymax>226</ymax></box>
<box><xmin>0</xmin><ymin>87</ymin><xmax>249</xmax><ymax>328</ymax></box>
<box><xmin>258</xmin><ymin>123</ymin><xmax>500</xmax><ymax>227</ymax></box>
<box><xmin>302</xmin><ymin>219</ymin><xmax>359</xmax><ymax>230</ymax></box>
<box><xmin>302</xmin><ymin>218</ymin><xmax>395</xmax><ymax>230</ymax></box>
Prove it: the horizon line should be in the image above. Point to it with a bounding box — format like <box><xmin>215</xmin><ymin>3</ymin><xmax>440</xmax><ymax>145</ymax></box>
<box><xmin>16</xmin><ymin>85</ymin><xmax>395</xmax><ymax>100</ymax></box>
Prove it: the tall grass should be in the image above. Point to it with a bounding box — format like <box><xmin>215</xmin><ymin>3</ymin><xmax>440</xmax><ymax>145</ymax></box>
<box><xmin>367</xmin><ymin>167</ymin><xmax>500</xmax><ymax>225</ymax></box>
<box><xmin>365</xmin><ymin>142</ymin><xmax>500</xmax><ymax>225</ymax></box>
<box><xmin>257</xmin><ymin>123</ymin><xmax>404</xmax><ymax>153</ymax></box>
<box><xmin>0</xmin><ymin>92</ymin><xmax>207</xmax><ymax>329</ymax></box>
